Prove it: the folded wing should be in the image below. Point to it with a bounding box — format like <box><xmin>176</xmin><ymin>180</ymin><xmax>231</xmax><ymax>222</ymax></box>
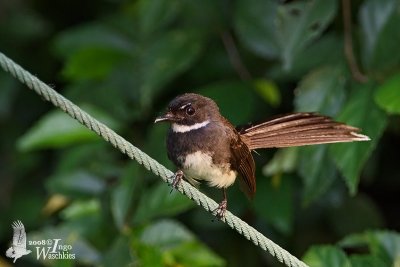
<box><xmin>240</xmin><ymin>113</ymin><xmax>370</xmax><ymax>150</ymax></box>
<box><xmin>12</xmin><ymin>220</ymin><xmax>27</xmax><ymax>249</ymax></box>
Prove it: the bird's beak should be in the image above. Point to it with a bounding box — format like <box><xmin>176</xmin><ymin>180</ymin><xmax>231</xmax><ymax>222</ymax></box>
<box><xmin>154</xmin><ymin>111</ymin><xmax>175</xmax><ymax>123</ymax></box>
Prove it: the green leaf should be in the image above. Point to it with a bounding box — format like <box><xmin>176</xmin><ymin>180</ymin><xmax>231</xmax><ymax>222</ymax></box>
<box><xmin>139</xmin><ymin>220</ymin><xmax>225</xmax><ymax>267</ymax></box>
<box><xmin>349</xmin><ymin>255</ymin><xmax>387</xmax><ymax>267</ymax></box>
<box><xmin>270</xmin><ymin>33</ymin><xmax>344</xmax><ymax>80</ymax></box>
<box><xmin>171</xmin><ymin>241</ymin><xmax>225</xmax><ymax>267</ymax></box>
<box><xmin>62</xmin><ymin>46</ymin><xmax>129</xmax><ymax>80</ymax></box>
<box><xmin>328</xmin><ymin>195</ymin><xmax>384</xmax><ymax>236</ymax></box>
<box><xmin>103</xmin><ymin>235</ymin><xmax>134</xmax><ymax>267</ymax></box>
<box><xmin>295</xmin><ymin>66</ymin><xmax>346</xmax><ymax>116</ymax></box>
<box><xmin>339</xmin><ymin>231</ymin><xmax>400</xmax><ymax>264</ymax></box>
<box><xmin>359</xmin><ymin>0</ymin><xmax>400</xmax><ymax>72</ymax></box>
<box><xmin>146</xmin><ymin>122</ymin><xmax>174</xmax><ymax>169</ymax></box>
<box><xmin>111</xmin><ymin>163</ymin><xmax>141</xmax><ymax>230</ymax></box>
<box><xmin>197</xmin><ymin>81</ymin><xmax>256</xmax><ymax>125</ymax></box>
<box><xmin>61</xmin><ymin>199</ymin><xmax>100</xmax><ymax>220</ymax></box>
<box><xmin>140</xmin><ymin>219</ymin><xmax>194</xmax><ymax>249</ymax></box>
<box><xmin>134</xmin><ymin>242</ymin><xmax>164</xmax><ymax>267</ymax></box>
<box><xmin>235</xmin><ymin>0</ymin><xmax>337</xmax><ymax>71</ymax></box>
<box><xmin>140</xmin><ymin>29</ymin><xmax>203</xmax><ymax>105</ymax></box>
<box><xmin>234</xmin><ymin>0</ymin><xmax>279</xmax><ymax>58</ymax></box>
<box><xmin>46</xmin><ymin>170</ymin><xmax>106</xmax><ymax>197</ymax></box>
<box><xmin>374</xmin><ymin>231</ymin><xmax>400</xmax><ymax>263</ymax></box>
<box><xmin>133</xmin><ymin>183</ymin><xmax>194</xmax><ymax>223</ymax></box>
<box><xmin>253</xmin><ymin>79</ymin><xmax>281</xmax><ymax>107</ymax></box>
<box><xmin>375</xmin><ymin>73</ymin><xmax>400</xmax><ymax>114</ymax></box>
<box><xmin>53</xmin><ymin>23</ymin><xmax>134</xmax><ymax>58</ymax></box>
<box><xmin>138</xmin><ymin>0</ymin><xmax>181</xmax><ymax>36</ymax></box>
<box><xmin>253</xmin><ymin>174</ymin><xmax>294</xmax><ymax>234</ymax></box>
<box><xmin>330</xmin><ymin>84</ymin><xmax>388</xmax><ymax>194</ymax></box>
<box><xmin>17</xmin><ymin>104</ymin><xmax>119</xmax><ymax>151</ymax></box>
<box><xmin>298</xmin><ymin>146</ymin><xmax>337</xmax><ymax>206</ymax></box>
<box><xmin>262</xmin><ymin>147</ymin><xmax>298</xmax><ymax>176</ymax></box>
<box><xmin>294</xmin><ymin>66</ymin><xmax>347</xmax><ymax>204</ymax></box>
<box><xmin>276</xmin><ymin>0</ymin><xmax>337</xmax><ymax>71</ymax></box>
<box><xmin>303</xmin><ymin>245</ymin><xmax>350</xmax><ymax>267</ymax></box>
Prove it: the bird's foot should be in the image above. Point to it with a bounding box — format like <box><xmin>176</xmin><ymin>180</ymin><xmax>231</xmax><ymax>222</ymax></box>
<box><xmin>169</xmin><ymin>170</ymin><xmax>184</xmax><ymax>193</ymax></box>
<box><xmin>213</xmin><ymin>199</ymin><xmax>227</xmax><ymax>220</ymax></box>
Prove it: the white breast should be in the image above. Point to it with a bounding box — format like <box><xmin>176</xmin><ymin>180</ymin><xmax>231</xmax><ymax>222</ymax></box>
<box><xmin>181</xmin><ymin>151</ymin><xmax>237</xmax><ymax>188</ymax></box>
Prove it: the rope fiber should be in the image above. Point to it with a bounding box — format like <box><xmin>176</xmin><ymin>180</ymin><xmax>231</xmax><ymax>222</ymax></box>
<box><xmin>0</xmin><ymin>51</ymin><xmax>309</xmax><ymax>267</ymax></box>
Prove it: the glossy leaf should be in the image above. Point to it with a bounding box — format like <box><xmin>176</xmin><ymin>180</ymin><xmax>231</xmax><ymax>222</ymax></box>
<box><xmin>375</xmin><ymin>73</ymin><xmax>400</xmax><ymax>114</ymax></box>
<box><xmin>103</xmin><ymin>235</ymin><xmax>134</xmax><ymax>267</ymax></box>
<box><xmin>146</xmin><ymin>122</ymin><xmax>174</xmax><ymax>169</ymax></box>
<box><xmin>340</xmin><ymin>231</ymin><xmax>400</xmax><ymax>264</ymax></box>
<box><xmin>61</xmin><ymin>199</ymin><xmax>100</xmax><ymax>220</ymax></box>
<box><xmin>253</xmin><ymin>174</ymin><xmax>294</xmax><ymax>234</ymax></box>
<box><xmin>62</xmin><ymin>46</ymin><xmax>129</xmax><ymax>80</ymax></box>
<box><xmin>295</xmin><ymin>66</ymin><xmax>346</xmax><ymax>116</ymax></box>
<box><xmin>271</xmin><ymin>33</ymin><xmax>344</xmax><ymax>79</ymax></box>
<box><xmin>138</xmin><ymin>0</ymin><xmax>181</xmax><ymax>36</ymax></box>
<box><xmin>140</xmin><ymin>219</ymin><xmax>194</xmax><ymax>248</ymax></box>
<box><xmin>133</xmin><ymin>242</ymin><xmax>164</xmax><ymax>267</ymax></box>
<box><xmin>298</xmin><ymin>145</ymin><xmax>337</xmax><ymax>206</ymax></box>
<box><xmin>262</xmin><ymin>147</ymin><xmax>298</xmax><ymax>176</ymax></box>
<box><xmin>359</xmin><ymin>0</ymin><xmax>400</xmax><ymax>71</ymax></box>
<box><xmin>349</xmin><ymin>255</ymin><xmax>387</xmax><ymax>267</ymax></box>
<box><xmin>46</xmin><ymin>170</ymin><xmax>106</xmax><ymax>197</ymax></box>
<box><xmin>111</xmin><ymin>164</ymin><xmax>141</xmax><ymax>230</ymax></box>
<box><xmin>375</xmin><ymin>232</ymin><xmax>400</xmax><ymax>263</ymax></box>
<box><xmin>303</xmin><ymin>245</ymin><xmax>350</xmax><ymax>267</ymax></box>
<box><xmin>170</xmin><ymin>241</ymin><xmax>225</xmax><ymax>267</ymax></box>
<box><xmin>53</xmin><ymin>24</ymin><xmax>134</xmax><ymax>58</ymax></box>
<box><xmin>17</xmin><ymin>105</ymin><xmax>119</xmax><ymax>151</ymax></box>
<box><xmin>235</xmin><ymin>0</ymin><xmax>337</xmax><ymax>70</ymax></box>
<box><xmin>234</xmin><ymin>0</ymin><xmax>279</xmax><ymax>58</ymax></box>
<box><xmin>330</xmin><ymin>84</ymin><xmax>388</xmax><ymax>194</ymax></box>
<box><xmin>253</xmin><ymin>78</ymin><xmax>281</xmax><ymax>107</ymax></box>
<box><xmin>133</xmin><ymin>183</ymin><xmax>194</xmax><ymax>223</ymax></box>
<box><xmin>295</xmin><ymin>66</ymin><xmax>346</xmax><ymax>204</ymax></box>
<box><xmin>328</xmin><ymin>195</ymin><xmax>384</xmax><ymax>236</ymax></box>
<box><xmin>140</xmin><ymin>219</ymin><xmax>225</xmax><ymax>267</ymax></box>
<box><xmin>197</xmin><ymin>81</ymin><xmax>256</xmax><ymax>125</ymax></box>
<box><xmin>139</xmin><ymin>30</ymin><xmax>203</xmax><ymax>106</ymax></box>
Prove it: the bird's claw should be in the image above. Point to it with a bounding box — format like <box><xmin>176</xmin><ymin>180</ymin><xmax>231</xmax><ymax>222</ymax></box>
<box><xmin>213</xmin><ymin>199</ymin><xmax>227</xmax><ymax>220</ymax></box>
<box><xmin>169</xmin><ymin>170</ymin><xmax>184</xmax><ymax>193</ymax></box>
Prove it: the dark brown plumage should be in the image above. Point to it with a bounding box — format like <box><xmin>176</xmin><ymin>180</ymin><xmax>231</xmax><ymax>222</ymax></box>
<box><xmin>155</xmin><ymin>93</ymin><xmax>370</xmax><ymax>218</ymax></box>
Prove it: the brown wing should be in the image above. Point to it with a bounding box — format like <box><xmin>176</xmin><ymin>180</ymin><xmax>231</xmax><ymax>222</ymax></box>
<box><xmin>240</xmin><ymin>113</ymin><xmax>370</xmax><ymax>150</ymax></box>
<box><xmin>230</xmin><ymin>134</ymin><xmax>256</xmax><ymax>197</ymax></box>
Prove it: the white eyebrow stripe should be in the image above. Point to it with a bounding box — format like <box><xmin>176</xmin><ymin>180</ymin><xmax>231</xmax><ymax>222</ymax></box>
<box><xmin>172</xmin><ymin>120</ymin><xmax>210</xmax><ymax>133</ymax></box>
<box><xmin>179</xmin><ymin>103</ymin><xmax>192</xmax><ymax>110</ymax></box>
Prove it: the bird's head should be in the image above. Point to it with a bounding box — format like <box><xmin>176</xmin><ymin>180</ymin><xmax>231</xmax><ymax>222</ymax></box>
<box><xmin>154</xmin><ymin>93</ymin><xmax>220</xmax><ymax>132</ymax></box>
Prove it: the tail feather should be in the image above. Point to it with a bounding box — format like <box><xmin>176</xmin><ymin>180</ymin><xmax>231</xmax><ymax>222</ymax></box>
<box><xmin>240</xmin><ymin>113</ymin><xmax>370</xmax><ymax>150</ymax></box>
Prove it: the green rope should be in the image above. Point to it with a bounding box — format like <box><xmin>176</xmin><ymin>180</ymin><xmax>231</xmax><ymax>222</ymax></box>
<box><xmin>0</xmin><ymin>51</ymin><xmax>309</xmax><ymax>267</ymax></box>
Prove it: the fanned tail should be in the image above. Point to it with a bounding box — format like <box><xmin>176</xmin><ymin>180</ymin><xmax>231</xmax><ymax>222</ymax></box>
<box><xmin>239</xmin><ymin>113</ymin><xmax>370</xmax><ymax>150</ymax></box>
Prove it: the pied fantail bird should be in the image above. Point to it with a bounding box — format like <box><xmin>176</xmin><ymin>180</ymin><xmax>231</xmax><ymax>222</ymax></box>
<box><xmin>155</xmin><ymin>93</ymin><xmax>370</xmax><ymax>218</ymax></box>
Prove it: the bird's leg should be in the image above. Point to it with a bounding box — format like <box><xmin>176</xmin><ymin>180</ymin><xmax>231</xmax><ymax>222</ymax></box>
<box><xmin>214</xmin><ymin>188</ymin><xmax>228</xmax><ymax>220</ymax></box>
<box><xmin>170</xmin><ymin>170</ymin><xmax>184</xmax><ymax>191</ymax></box>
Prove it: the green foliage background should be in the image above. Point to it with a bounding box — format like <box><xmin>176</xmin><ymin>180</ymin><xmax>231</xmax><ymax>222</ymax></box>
<box><xmin>1</xmin><ymin>0</ymin><xmax>400</xmax><ymax>266</ymax></box>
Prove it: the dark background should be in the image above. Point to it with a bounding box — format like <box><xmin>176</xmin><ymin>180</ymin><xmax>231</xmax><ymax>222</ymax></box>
<box><xmin>1</xmin><ymin>0</ymin><xmax>399</xmax><ymax>266</ymax></box>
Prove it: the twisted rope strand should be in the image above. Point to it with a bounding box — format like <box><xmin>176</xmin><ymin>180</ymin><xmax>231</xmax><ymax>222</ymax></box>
<box><xmin>0</xmin><ymin>51</ymin><xmax>309</xmax><ymax>267</ymax></box>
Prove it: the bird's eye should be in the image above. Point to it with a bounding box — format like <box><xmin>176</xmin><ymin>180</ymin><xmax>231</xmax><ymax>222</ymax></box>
<box><xmin>185</xmin><ymin>106</ymin><xmax>195</xmax><ymax>116</ymax></box>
